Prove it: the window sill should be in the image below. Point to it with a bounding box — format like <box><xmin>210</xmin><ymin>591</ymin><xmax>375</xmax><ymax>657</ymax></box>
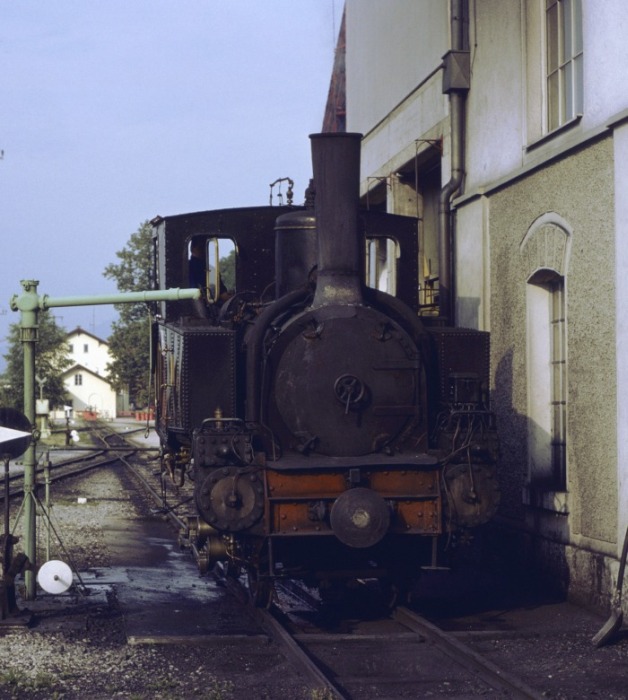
<box><xmin>526</xmin><ymin>115</ymin><xmax>583</xmax><ymax>153</ymax></box>
<box><xmin>522</xmin><ymin>485</ymin><xmax>569</xmax><ymax>514</ymax></box>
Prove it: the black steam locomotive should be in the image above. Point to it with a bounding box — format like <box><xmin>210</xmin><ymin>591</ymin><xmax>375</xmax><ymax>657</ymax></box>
<box><xmin>152</xmin><ymin>133</ymin><xmax>499</xmax><ymax>605</ymax></box>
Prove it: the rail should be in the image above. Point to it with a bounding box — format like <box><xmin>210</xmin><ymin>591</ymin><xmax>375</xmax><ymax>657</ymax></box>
<box><xmin>394</xmin><ymin>606</ymin><xmax>544</xmax><ymax>699</ymax></box>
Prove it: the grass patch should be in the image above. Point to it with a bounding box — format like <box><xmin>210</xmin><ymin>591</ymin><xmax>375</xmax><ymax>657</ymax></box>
<box><xmin>0</xmin><ymin>669</ymin><xmax>59</xmax><ymax>696</ymax></box>
<box><xmin>309</xmin><ymin>688</ymin><xmax>335</xmax><ymax>700</ymax></box>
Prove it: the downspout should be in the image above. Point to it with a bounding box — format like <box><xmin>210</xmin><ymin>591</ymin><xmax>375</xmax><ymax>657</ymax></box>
<box><xmin>439</xmin><ymin>0</ymin><xmax>470</xmax><ymax>325</ymax></box>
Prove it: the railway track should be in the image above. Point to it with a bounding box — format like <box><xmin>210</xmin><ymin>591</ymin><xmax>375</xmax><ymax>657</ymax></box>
<box><xmin>92</xmin><ymin>420</ymin><xmax>546</xmax><ymax>698</ymax></box>
<box><xmin>1</xmin><ymin>421</ymin><xmax>163</xmax><ymax>593</ymax></box>
<box><xmin>62</xmin><ymin>422</ymin><xmax>555</xmax><ymax>699</ymax></box>
<box><xmin>210</xmin><ymin>562</ymin><xmax>543</xmax><ymax>699</ymax></box>
<box><xmin>104</xmin><ymin>419</ymin><xmax>544</xmax><ymax>698</ymax></box>
<box><xmin>276</xmin><ymin>591</ymin><xmax>544</xmax><ymax>698</ymax></box>
<box><xmin>2</xmin><ymin>422</ymin><xmax>159</xmax><ymax>503</ymax></box>
<box><xmin>2</xmin><ymin>449</ymin><xmax>132</xmax><ymax>509</ymax></box>
<box><xmin>0</xmin><ymin>420</ymin><xmax>615</xmax><ymax>698</ymax></box>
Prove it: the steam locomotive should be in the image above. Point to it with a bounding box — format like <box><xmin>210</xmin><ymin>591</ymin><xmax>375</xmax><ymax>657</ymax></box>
<box><xmin>152</xmin><ymin>133</ymin><xmax>499</xmax><ymax>606</ymax></box>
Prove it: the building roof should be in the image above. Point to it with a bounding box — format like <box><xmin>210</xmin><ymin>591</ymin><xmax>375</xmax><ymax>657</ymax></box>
<box><xmin>61</xmin><ymin>363</ymin><xmax>113</xmax><ymax>386</ymax></box>
<box><xmin>66</xmin><ymin>327</ymin><xmax>109</xmax><ymax>346</ymax></box>
<box><xmin>322</xmin><ymin>8</ymin><xmax>346</xmax><ymax>133</ymax></box>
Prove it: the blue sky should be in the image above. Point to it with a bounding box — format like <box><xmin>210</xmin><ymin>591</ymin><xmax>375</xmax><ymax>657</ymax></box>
<box><xmin>0</xmin><ymin>1</ymin><xmax>343</xmax><ymax>366</ymax></box>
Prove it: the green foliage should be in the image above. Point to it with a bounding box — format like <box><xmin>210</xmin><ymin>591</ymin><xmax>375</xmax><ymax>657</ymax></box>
<box><xmin>202</xmin><ymin>679</ymin><xmax>235</xmax><ymax>700</ymax></box>
<box><xmin>0</xmin><ymin>668</ymin><xmax>58</xmax><ymax>697</ymax></box>
<box><xmin>103</xmin><ymin>220</ymin><xmax>153</xmax><ymax>323</ymax></box>
<box><xmin>309</xmin><ymin>688</ymin><xmax>335</xmax><ymax>700</ymax></box>
<box><xmin>106</xmin><ymin>316</ymin><xmax>151</xmax><ymax>408</ymax></box>
<box><xmin>0</xmin><ymin>309</ymin><xmax>71</xmax><ymax>411</ymax></box>
<box><xmin>103</xmin><ymin>220</ymin><xmax>153</xmax><ymax>408</ymax></box>
<box><xmin>220</xmin><ymin>248</ymin><xmax>236</xmax><ymax>291</ymax></box>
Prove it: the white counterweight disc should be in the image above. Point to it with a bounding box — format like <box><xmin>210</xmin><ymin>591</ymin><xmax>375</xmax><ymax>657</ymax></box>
<box><xmin>37</xmin><ymin>560</ymin><xmax>73</xmax><ymax>594</ymax></box>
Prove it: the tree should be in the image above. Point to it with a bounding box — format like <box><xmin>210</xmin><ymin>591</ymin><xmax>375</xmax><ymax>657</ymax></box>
<box><xmin>220</xmin><ymin>248</ymin><xmax>236</xmax><ymax>290</ymax></box>
<box><xmin>103</xmin><ymin>220</ymin><xmax>153</xmax><ymax>409</ymax></box>
<box><xmin>0</xmin><ymin>310</ymin><xmax>71</xmax><ymax>412</ymax></box>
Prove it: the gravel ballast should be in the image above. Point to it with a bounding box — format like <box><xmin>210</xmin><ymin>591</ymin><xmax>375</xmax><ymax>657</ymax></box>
<box><xmin>1</xmin><ymin>460</ymin><xmax>311</xmax><ymax>700</ymax></box>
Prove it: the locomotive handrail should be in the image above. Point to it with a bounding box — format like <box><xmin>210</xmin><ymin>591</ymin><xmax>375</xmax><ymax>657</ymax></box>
<box><xmin>200</xmin><ymin>417</ymin><xmax>246</xmax><ymax>426</ymax></box>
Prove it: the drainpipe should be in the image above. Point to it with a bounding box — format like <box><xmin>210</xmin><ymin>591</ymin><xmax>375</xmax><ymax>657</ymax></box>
<box><xmin>439</xmin><ymin>0</ymin><xmax>470</xmax><ymax>325</ymax></box>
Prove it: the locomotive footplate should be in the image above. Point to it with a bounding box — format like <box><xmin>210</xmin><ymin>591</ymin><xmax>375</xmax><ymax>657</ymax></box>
<box><xmin>265</xmin><ymin>451</ymin><xmax>438</xmax><ymax>470</ymax></box>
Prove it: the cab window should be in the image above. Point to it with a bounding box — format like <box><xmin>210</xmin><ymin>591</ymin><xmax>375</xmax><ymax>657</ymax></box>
<box><xmin>365</xmin><ymin>237</ymin><xmax>399</xmax><ymax>295</ymax></box>
<box><xmin>206</xmin><ymin>238</ymin><xmax>236</xmax><ymax>301</ymax></box>
<box><xmin>188</xmin><ymin>237</ymin><xmax>236</xmax><ymax>303</ymax></box>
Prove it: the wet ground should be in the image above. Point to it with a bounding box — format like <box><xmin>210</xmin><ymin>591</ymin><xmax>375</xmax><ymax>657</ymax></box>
<box><xmin>3</xmin><ymin>444</ymin><xmax>309</xmax><ymax>699</ymax></box>
<box><xmin>98</xmin><ymin>515</ymin><xmax>264</xmax><ymax>643</ymax></box>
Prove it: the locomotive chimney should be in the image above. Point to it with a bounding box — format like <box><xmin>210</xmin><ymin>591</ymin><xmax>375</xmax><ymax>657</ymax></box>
<box><xmin>310</xmin><ymin>132</ymin><xmax>363</xmax><ymax>308</ymax></box>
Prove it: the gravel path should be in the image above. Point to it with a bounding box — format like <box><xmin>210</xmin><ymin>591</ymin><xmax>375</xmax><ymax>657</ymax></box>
<box><xmin>1</xmin><ymin>461</ymin><xmax>312</xmax><ymax>700</ymax></box>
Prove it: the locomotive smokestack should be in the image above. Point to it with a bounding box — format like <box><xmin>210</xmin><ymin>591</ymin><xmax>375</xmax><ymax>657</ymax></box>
<box><xmin>310</xmin><ymin>132</ymin><xmax>363</xmax><ymax>308</ymax></box>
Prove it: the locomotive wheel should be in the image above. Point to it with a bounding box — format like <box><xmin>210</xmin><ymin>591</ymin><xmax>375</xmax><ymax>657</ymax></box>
<box><xmin>196</xmin><ymin>466</ymin><xmax>265</xmax><ymax>532</ymax></box>
<box><xmin>246</xmin><ymin>567</ymin><xmax>274</xmax><ymax>608</ymax></box>
<box><xmin>443</xmin><ymin>463</ymin><xmax>501</xmax><ymax>528</ymax></box>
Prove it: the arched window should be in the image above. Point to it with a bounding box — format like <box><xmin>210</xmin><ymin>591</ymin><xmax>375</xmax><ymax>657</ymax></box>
<box><xmin>521</xmin><ymin>217</ymin><xmax>570</xmax><ymax>493</ymax></box>
<box><xmin>526</xmin><ymin>270</ymin><xmax>566</xmax><ymax>489</ymax></box>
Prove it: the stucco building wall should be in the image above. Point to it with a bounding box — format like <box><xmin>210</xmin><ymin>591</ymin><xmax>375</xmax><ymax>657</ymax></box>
<box><xmin>64</xmin><ymin>328</ymin><xmax>117</xmax><ymax>419</ymax></box>
<box><xmin>464</xmin><ymin>0</ymin><xmax>525</xmax><ymax>191</ymax></box>
<box><xmin>614</xmin><ymin>122</ymin><xmax>628</xmax><ymax>552</ymax></box>
<box><xmin>63</xmin><ymin>365</ymin><xmax>117</xmax><ymax>420</ymax></box>
<box><xmin>346</xmin><ymin>0</ymin><xmax>448</xmax><ymax>137</ymax></box>
<box><xmin>67</xmin><ymin>328</ymin><xmax>111</xmax><ymax>377</ymax></box>
<box><xmin>341</xmin><ymin>0</ymin><xmax>628</xmax><ymax>607</ymax></box>
<box><xmin>487</xmin><ymin>137</ymin><xmax>617</xmax><ymax>553</ymax></box>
